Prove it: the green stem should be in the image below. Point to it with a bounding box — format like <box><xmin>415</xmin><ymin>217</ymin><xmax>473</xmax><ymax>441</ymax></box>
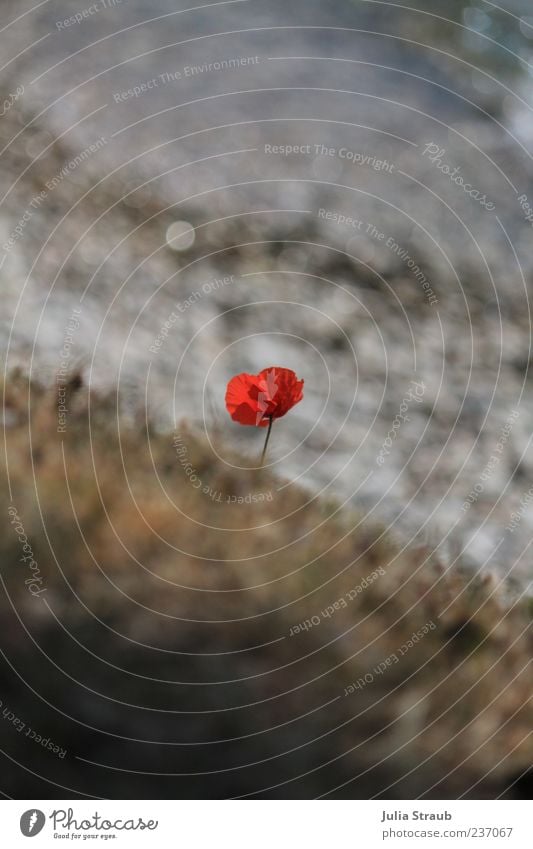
<box><xmin>260</xmin><ymin>416</ymin><xmax>274</xmax><ymax>466</ymax></box>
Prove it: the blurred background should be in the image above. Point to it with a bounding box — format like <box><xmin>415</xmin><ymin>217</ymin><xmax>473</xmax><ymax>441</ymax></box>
<box><xmin>3</xmin><ymin>0</ymin><xmax>533</xmax><ymax>579</ymax></box>
<box><xmin>2</xmin><ymin>0</ymin><xmax>533</xmax><ymax>799</ymax></box>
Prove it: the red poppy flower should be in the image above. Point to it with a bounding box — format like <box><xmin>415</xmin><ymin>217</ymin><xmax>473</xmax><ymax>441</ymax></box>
<box><xmin>225</xmin><ymin>366</ymin><xmax>304</xmax><ymax>427</ymax></box>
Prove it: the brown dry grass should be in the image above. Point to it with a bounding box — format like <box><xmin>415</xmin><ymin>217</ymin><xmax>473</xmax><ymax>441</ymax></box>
<box><xmin>1</xmin><ymin>371</ymin><xmax>532</xmax><ymax>799</ymax></box>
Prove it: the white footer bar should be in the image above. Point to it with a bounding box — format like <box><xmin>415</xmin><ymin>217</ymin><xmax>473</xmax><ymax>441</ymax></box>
<box><xmin>1</xmin><ymin>800</ymin><xmax>529</xmax><ymax>848</ymax></box>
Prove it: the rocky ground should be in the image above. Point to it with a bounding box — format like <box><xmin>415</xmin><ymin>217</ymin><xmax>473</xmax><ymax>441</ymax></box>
<box><xmin>2</xmin><ymin>3</ymin><xmax>533</xmax><ymax>579</ymax></box>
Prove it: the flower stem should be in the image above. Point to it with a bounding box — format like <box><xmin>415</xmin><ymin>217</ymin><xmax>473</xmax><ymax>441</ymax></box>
<box><xmin>260</xmin><ymin>416</ymin><xmax>274</xmax><ymax>466</ymax></box>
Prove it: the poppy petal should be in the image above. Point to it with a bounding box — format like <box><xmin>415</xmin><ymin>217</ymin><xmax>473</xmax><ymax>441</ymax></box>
<box><xmin>225</xmin><ymin>367</ymin><xmax>304</xmax><ymax>426</ymax></box>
